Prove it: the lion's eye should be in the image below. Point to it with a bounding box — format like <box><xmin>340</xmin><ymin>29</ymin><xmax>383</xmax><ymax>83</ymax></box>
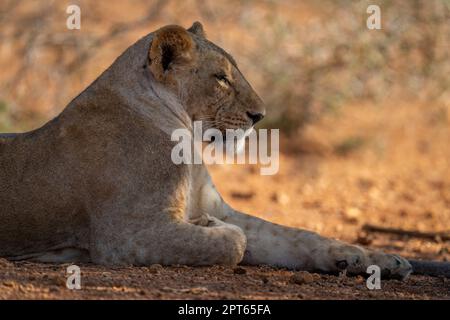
<box><xmin>214</xmin><ymin>73</ymin><xmax>230</xmax><ymax>85</ymax></box>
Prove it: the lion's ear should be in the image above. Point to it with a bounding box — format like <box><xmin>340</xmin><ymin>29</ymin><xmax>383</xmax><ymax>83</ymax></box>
<box><xmin>149</xmin><ymin>25</ymin><xmax>195</xmax><ymax>81</ymax></box>
<box><xmin>187</xmin><ymin>21</ymin><xmax>206</xmax><ymax>38</ymax></box>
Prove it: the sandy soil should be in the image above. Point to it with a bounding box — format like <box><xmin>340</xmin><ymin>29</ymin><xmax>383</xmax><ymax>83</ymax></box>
<box><xmin>0</xmin><ymin>102</ymin><xmax>449</xmax><ymax>299</ymax></box>
<box><xmin>0</xmin><ymin>260</ymin><xmax>449</xmax><ymax>300</ymax></box>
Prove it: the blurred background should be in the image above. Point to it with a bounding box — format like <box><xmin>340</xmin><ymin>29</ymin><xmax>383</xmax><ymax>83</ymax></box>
<box><xmin>0</xmin><ymin>0</ymin><xmax>449</xmax><ymax>261</ymax></box>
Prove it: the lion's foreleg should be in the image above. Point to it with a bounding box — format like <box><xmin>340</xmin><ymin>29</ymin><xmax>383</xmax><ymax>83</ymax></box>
<box><xmin>199</xmin><ymin>175</ymin><xmax>412</xmax><ymax>278</ymax></box>
<box><xmin>218</xmin><ymin>204</ymin><xmax>412</xmax><ymax>279</ymax></box>
<box><xmin>220</xmin><ymin>205</ymin><xmax>328</xmax><ymax>269</ymax></box>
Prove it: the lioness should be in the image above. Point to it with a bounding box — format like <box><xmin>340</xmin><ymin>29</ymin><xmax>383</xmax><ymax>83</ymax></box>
<box><xmin>0</xmin><ymin>22</ymin><xmax>412</xmax><ymax>279</ymax></box>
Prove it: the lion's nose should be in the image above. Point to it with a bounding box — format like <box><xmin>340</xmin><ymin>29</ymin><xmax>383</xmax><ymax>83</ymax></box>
<box><xmin>246</xmin><ymin>111</ymin><xmax>264</xmax><ymax>125</ymax></box>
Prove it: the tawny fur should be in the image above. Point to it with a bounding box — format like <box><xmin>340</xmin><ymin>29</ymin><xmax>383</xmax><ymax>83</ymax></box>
<box><xmin>0</xmin><ymin>22</ymin><xmax>412</xmax><ymax>279</ymax></box>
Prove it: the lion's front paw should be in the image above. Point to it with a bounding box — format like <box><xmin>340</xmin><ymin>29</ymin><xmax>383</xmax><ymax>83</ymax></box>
<box><xmin>365</xmin><ymin>250</ymin><xmax>412</xmax><ymax>280</ymax></box>
<box><xmin>319</xmin><ymin>243</ymin><xmax>412</xmax><ymax>280</ymax></box>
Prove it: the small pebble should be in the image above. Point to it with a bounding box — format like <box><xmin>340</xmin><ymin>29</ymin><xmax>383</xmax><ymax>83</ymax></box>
<box><xmin>344</xmin><ymin>207</ymin><xmax>361</xmax><ymax>223</ymax></box>
<box><xmin>290</xmin><ymin>271</ymin><xmax>314</xmax><ymax>285</ymax></box>
<box><xmin>355</xmin><ymin>275</ymin><xmax>365</xmax><ymax>284</ymax></box>
<box><xmin>148</xmin><ymin>264</ymin><xmax>163</xmax><ymax>274</ymax></box>
<box><xmin>297</xmin><ymin>292</ymin><xmax>305</xmax><ymax>299</ymax></box>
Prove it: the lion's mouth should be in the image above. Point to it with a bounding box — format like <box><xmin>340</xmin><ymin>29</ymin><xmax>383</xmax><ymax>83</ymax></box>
<box><xmin>203</xmin><ymin>126</ymin><xmax>253</xmax><ymax>145</ymax></box>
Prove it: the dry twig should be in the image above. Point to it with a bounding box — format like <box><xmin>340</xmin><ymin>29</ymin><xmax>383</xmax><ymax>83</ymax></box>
<box><xmin>362</xmin><ymin>224</ymin><xmax>450</xmax><ymax>242</ymax></box>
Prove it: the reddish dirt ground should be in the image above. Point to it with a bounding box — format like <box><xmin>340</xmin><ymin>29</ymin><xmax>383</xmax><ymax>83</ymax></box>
<box><xmin>0</xmin><ymin>102</ymin><xmax>449</xmax><ymax>299</ymax></box>
<box><xmin>0</xmin><ymin>260</ymin><xmax>449</xmax><ymax>299</ymax></box>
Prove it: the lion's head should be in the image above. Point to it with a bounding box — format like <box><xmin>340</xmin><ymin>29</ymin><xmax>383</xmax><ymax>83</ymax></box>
<box><xmin>147</xmin><ymin>22</ymin><xmax>265</xmax><ymax>135</ymax></box>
